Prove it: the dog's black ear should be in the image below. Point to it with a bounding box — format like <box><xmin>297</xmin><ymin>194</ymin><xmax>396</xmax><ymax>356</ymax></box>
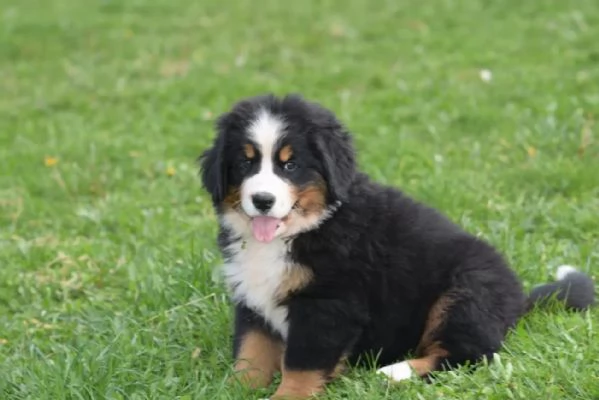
<box><xmin>313</xmin><ymin>123</ymin><xmax>356</xmax><ymax>203</ymax></box>
<box><xmin>199</xmin><ymin>115</ymin><xmax>230</xmax><ymax>205</ymax></box>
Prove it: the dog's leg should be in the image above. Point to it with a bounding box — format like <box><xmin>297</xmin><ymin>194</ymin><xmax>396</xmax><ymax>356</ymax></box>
<box><xmin>269</xmin><ymin>357</ymin><xmax>350</xmax><ymax>399</ymax></box>
<box><xmin>377</xmin><ymin>343</ymin><xmax>449</xmax><ymax>382</ymax></box>
<box><xmin>378</xmin><ymin>294</ymin><xmax>453</xmax><ymax>382</ymax></box>
<box><xmin>232</xmin><ymin>329</ymin><xmax>283</xmax><ymax>389</ymax></box>
<box><xmin>270</xmin><ymin>368</ymin><xmax>327</xmax><ymax>399</ymax></box>
<box><xmin>230</xmin><ymin>306</ymin><xmax>283</xmax><ymax>389</ymax></box>
<box><xmin>269</xmin><ymin>297</ymin><xmax>362</xmax><ymax>399</ymax></box>
<box><xmin>379</xmin><ymin>273</ymin><xmax>520</xmax><ymax>382</ymax></box>
<box><xmin>268</xmin><ymin>355</ymin><xmax>346</xmax><ymax>399</ymax></box>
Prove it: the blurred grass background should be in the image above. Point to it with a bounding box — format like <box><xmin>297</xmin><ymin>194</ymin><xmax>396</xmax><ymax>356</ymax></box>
<box><xmin>0</xmin><ymin>0</ymin><xmax>597</xmax><ymax>398</ymax></box>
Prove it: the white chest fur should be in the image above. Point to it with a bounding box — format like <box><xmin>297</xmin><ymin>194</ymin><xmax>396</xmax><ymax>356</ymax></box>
<box><xmin>223</xmin><ymin>236</ymin><xmax>292</xmax><ymax>338</ymax></box>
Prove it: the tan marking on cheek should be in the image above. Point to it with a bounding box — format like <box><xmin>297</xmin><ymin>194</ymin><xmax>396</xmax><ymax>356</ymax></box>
<box><xmin>232</xmin><ymin>330</ymin><xmax>283</xmax><ymax>389</ymax></box>
<box><xmin>243</xmin><ymin>143</ymin><xmax>256</xmax><ymax>159</ymax></box>
<box><xmin>222</xmin><ymin>186</ymin><xmax>241</xmax><ymax>209</ymax></box>
<box><xmin>271</xmin><ymin>369</ymin><xmax>326</xmax><ymax>399</ymax></box>
<box><xmin>295</xmin><ymin>183</ymin><xmax>327</xmax><ymax>215</ymax></box>
<box><xmin>279</xmin><ymin>145</ymin><xmax>293</xmax><ymax>163</ymax></box>
<box><xmin>275</xmin><ymin>265</ymin><xmax>313</xmax><ymax>300</ymax></box>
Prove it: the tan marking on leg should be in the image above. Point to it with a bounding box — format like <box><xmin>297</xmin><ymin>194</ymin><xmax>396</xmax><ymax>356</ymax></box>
<box><xmin>271</xmin><ymin>369</ymin><xmax>326</xmax><ymax>399</ymax></box>
<box><xmin>279</xmin><ymin>145</ymin><xmax>293</xmax><ymax>163</ymax></box>
<box><xmin>270</xmin><ymin>352</ymin><xmax>347</xmax><ymax>399</ymax></box>
<box><xmin>394</xmin><ymin>294</ymin><xmax>453</xmax><ymax>378</ymax></box>
<box><xmin>379</xmin><ymin>295</ymin><xmax>454</xmax><ymax>383</ymax></box>
<box><xmin>243</xmin><ymin>143</ymin><xmax>256</xmax><ymax>159</ymax></box>
<box><xmin>416</xmin><ymin>293</ymin><xmax>454</xmax><ymax>355</ymax></box>
<box><xmin>232</xmin><ymin>330</ymin><xmax>283</xmax><ymax>389</ymax></box>
<box><xmin>275</xmin><ymin>265</ymin><xmax>313</xmax><ymax>300</ymax></box>
<box><xmin>408</xmin><ymin>342</ymin><xmax>449</xmax><ymax>377</ymax></box>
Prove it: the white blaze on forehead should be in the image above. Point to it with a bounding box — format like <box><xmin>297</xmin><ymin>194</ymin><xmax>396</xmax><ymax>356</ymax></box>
<box><xmin>241</xmin><ymin>109</ymin><xmax>294</xmax><ymax>221</ymax></box>
<box><xmin>247</xmin><ymin>109</ymin><xmax>285</xmax><ymax>157</ymax></box>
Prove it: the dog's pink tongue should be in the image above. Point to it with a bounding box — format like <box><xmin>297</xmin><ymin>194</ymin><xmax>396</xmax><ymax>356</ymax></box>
<box><xmin>251</xmin><ymin>216</ymin><xmax>281</xmax><ymax>243</ymax></box>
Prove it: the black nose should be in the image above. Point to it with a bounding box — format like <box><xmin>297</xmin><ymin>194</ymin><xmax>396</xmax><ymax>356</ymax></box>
<box><xmin>251</xmin><ymin>192</ymin><xmax>275</xmax><ymax>213</ymax></box>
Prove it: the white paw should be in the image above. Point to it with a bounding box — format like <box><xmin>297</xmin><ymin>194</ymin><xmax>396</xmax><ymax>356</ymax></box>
<box><xmin>377</xmin><ymin>361</ymin><xmax>414</xmax><ymax>382</ymax></box>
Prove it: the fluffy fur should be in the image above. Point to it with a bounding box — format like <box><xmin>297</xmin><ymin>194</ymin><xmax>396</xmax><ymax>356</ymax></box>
<box><xmin>199</xmin><ymin>94</ymin><xmax>595</xmax><ymax>399</ymax></box>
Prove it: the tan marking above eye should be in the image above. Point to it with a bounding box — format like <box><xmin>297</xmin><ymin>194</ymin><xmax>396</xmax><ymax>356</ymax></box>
<box><xmin>243</xmin><ymin>143</ymin><xmax>256</xmax><ymax>159</ymax></box>
<box><xmin>279</xmin><ymin>145</ymin><xmax>293</xmax><ymax>163</ymax></box>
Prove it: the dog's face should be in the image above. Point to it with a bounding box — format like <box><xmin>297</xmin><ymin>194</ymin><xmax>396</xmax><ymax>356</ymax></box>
<box><xmin>200</xmin><ymin>94</ymin><xmax>355</xmax><ymax>243</ymax></box>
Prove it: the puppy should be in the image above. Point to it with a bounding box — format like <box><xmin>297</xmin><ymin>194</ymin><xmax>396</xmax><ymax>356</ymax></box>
<box><xmin>199</xmin><ymin>94</ymin><xmax>595</xmax><ymax>399</ymax></box>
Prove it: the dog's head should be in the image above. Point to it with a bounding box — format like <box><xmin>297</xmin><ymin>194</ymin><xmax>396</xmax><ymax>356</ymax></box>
<box><xmin>199</xmin><ymin>94</ymin><xmax>355</xmax><ymax>243</ymax></box>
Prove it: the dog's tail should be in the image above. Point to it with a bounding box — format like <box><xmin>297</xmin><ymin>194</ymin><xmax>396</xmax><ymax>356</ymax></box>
<box><xmin>526</xmin><ymin>265</ymin><xmax>595</xmax><ymax>312</ymax></box>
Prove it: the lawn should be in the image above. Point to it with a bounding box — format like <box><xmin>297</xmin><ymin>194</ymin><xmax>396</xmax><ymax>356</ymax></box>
<box><xmin>0</xmin><ymin>0</ymin><xmax>598</xmax><ymax>398</ymax></box>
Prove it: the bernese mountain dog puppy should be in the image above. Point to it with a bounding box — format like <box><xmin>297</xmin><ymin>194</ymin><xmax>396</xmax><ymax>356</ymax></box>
<box><xmin>199</xmin><ymin>94</ymin><xmax>595</xmax><ymax>399</ymax></box>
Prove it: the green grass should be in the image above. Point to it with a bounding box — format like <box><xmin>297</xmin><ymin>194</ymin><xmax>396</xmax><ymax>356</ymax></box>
<box><xmin>1</xmin><ymin>0</ymin><xmax>598</xmax><ymax>398</ymax></box>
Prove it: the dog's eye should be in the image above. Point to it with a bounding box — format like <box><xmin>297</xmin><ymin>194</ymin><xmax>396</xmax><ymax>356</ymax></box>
<box><xmin>239</xmin><ymin>159</ymin><xmax>252</xmax><ymax>173</ymax></box>
<box><xmin>283</xmin><ymin>161</ymin><xmax>298</xmax><ymax>172</ymax></box>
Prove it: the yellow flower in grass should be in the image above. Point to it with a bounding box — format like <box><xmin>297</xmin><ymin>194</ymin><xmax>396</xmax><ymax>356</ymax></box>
<box><xmin>166</xmin><ymin>166</ymin><xmax>176</xmax><ymax>176</ymax></box>
<box><xmin>527</xmin><ymin>146</ymin><xmax>537</xmax><ymax>158</ymax></box>
<box><xmin>44</xmin><ymin>156</ymin><xmax>58</xmax><ymax>167</ymax></box>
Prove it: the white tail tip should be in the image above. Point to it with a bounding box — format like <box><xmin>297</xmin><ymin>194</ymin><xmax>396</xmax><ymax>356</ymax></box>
<box><xmin>556</xmin><ymin>265</ymin><xmax>579</xmax><ymax>281</ymax></box>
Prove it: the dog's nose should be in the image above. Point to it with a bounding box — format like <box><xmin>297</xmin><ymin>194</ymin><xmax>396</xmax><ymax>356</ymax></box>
<box><xmin>251</xmin><ymin>192</ymin><xmax>275</xmax><ymax>213</ymax></box>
